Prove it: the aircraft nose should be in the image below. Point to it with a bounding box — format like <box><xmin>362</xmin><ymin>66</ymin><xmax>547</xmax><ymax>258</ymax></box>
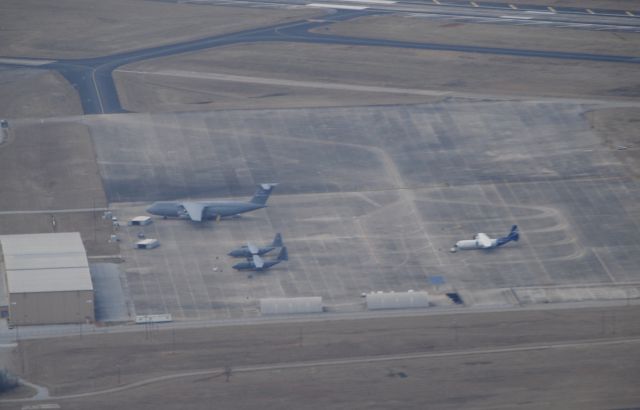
<box><xmin>146</xmin><ymin>203</ymin><xmax>158</xmax><ymax>214</ymax></box>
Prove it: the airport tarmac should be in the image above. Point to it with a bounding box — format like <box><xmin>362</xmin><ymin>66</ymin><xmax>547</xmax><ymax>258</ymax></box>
<box><xmin>84</xmin><ymin>99</ymin><xmax>640</xmax><ymax>320</ymax></box>
<box><xmin>1</xmin><ymin>0</ymin><xmax>636</xmax><ymax>323</ymax></box>
<box><xmin>2</xmin><ymin>0</ymin><xmax>640</xmax><ymax>408</ymax></box>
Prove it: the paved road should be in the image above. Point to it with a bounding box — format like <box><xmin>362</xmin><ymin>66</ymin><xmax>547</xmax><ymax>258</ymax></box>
<box><xmin>2</xmin><ymin>299</ymin><xmax>638</xmax><ymax>344</ymax></box>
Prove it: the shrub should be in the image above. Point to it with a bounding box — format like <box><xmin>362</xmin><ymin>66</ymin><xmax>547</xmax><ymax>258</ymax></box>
<box><xmin>0</xmin><ymin>369</ymin><xmax>18</xmax><ymax>393</ymax></box>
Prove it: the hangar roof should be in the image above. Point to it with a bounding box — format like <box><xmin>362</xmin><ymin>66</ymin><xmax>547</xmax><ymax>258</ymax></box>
<box><xmin>1</xmin><ymin>232</ymin><xmax>93</xmax><ymax>293</ymax></box>
<box><xmin>6</xmin><ymin>267</ymin><xmax>93</xmax><ymax>293</ymax></box>
<box><xmin>4</xmin><ymin>251</ymin><xmax>88</xmax><ymax>270</ymax></box>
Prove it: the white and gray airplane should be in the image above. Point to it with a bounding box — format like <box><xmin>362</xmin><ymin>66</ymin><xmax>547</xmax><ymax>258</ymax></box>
<box><xmin>146</xmin><ymin>183</ymin><xmax>277</xmax><ymax>222</ymax></box>
<box><xmin>451</xmin><ymin>225</ymin><xmax>519</xmax><ymax>252</ymax></box>
<box><xmin>228</xmin><ymin>233</ymin><xmax>283</xmax><ymax>258</ymax></box>
<box><xmin>232</xmin><ymin>246</ymin><xmax>288</xmax><ymax>272</ymax></box>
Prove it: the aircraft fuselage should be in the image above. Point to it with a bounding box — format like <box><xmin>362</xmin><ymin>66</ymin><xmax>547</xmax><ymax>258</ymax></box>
<box><xmin>452</xmin><ymin>226</ymin><xmax>519</xmax><ymax>251</ymax></box>
<box><xmin>232</xmin><ymin>260</ymin><xmax>281</xmax><ymax>271</ymax></box>
<box><xmin>454</xmin><ymin>238</ymin><xmax>497</xmax><ymax>250</ymax></box>
<box><xmin>228</xmin><ymin>246</ymin><xmax>276</xmax><ymax>258</ymax></box>
<box><xmin>147</xmin><ymin>201</ymin><xmax>264</xmax><ymax>220</ymax></box>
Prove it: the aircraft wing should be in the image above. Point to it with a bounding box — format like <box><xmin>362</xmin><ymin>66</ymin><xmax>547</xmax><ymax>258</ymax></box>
<box><xmin>252</xmin><ymin>254</ymin><xmax>264</xmax><ymax>269</ymax></box>
<box><xmin>247</xmin><ymin>242</ymin><xmax>259</xmax><ymax>255</ymax></box>
<box><xmin>180</xmin><ymin>202</ymin><xmax>206</xmax><ymax>222</ymax></box>
<box><xmin>476</xmin><ymin>233</ymin><xmax>493</xmax><ymax>248</ymax></box>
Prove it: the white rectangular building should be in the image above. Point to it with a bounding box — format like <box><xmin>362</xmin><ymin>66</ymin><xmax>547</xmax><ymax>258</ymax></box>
<box><xmin>135</xmin><ymin>238</ymin><xmax>159</xmax><ymax>249</ymax></box>
<box><xmin>1</xmin><ymin>232</ymin><xmax>94</xmax><ymax>325</ymax></box>
<box><xmin>366</xmin><ymin>291</ymin><xmax>430</xmax><ymax>310</ymax></box>
<box><xmin>128</xmin><ymin>216</ymin><xmax>152</xmax><ymax>226</ymax></box>
<box><xmin>260</xmin><ymin>297</ymin><xmax>323</xmax><ymax>315</ymax></box>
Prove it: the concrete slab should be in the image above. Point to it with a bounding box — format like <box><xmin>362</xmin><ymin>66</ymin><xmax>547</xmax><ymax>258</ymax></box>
<box><xmin>83</xmin><ymin>100</ymin><xmax>640</xmax><ymax>319</ymax></box>
<box><xmin>90</xmin><ymin>263</ymin><xmax>132</xmax><ymax>323</ymax></box>
<box><xmin>515</xmin><ymin>283</ymin><xmax>640</xmax><ymax>304</ymax></box>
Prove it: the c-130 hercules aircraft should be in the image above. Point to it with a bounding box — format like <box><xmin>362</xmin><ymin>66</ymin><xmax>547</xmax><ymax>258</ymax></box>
<box><xmin>146</xmin><ymin>183</ymin><xmax>277</xmax><ymax>222</ymax></box>
<box><xmin>228</xmin><ymin>233</ymin><xmax>283</xmax><ymax>258</ymax></box>
<box><xmin>232</xmin><ymin>246</ymin><xmax>288</xmax><ymax>272</ymax></box>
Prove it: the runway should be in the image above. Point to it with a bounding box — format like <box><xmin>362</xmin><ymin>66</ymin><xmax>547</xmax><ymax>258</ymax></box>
<box><xmin>164</xmin><ymin>0</ymin><xmax>640</xmax><ymax>19</ymax></box>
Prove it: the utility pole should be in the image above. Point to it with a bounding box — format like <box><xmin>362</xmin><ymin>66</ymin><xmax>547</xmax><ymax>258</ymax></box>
<box><xmin>93</xmin><ymin>197</ymin><xmax>97</xmax><ymax>242</ymax></box>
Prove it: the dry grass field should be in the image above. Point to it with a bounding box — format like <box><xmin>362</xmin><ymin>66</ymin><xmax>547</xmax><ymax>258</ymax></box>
<box><xmin>2</xmin><ymin>305</ymin><xmax>639</xmax><ymax>408</ymax></box>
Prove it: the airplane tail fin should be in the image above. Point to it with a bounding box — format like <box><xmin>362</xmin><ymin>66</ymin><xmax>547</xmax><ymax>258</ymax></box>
<box><xmin>496</xmin><ymin>225</ymin><xmax>519</xmax><ymax>247</ymax></box>
<box><xmin>250</xmin><ymin>183</ymin><xmax>278</xmax><ymax>206</ymax></box>
<box><xmin>509</xmin><ymin>225</ymin><xmax>519</xmax><ymax>242</ymax></box>
<box><xmin>277</xmin><ymin>246</ymin><xmax>288</xmax><ymax>261</ymax></box>
<box><xmin>272</xmin><ymin>233</ymin><xmax>283</xmax><ymax>248</ymax></box>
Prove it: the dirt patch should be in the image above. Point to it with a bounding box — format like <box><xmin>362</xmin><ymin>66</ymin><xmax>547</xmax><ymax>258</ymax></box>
<box><xmin>0</xmin><ymin>0</ymin><xmax>322</xmax><ymax>59</ymax></box>
<box><xmin>316</xmin><ymin>15</ymin><xmax>640</xmax><ymax>57</ymax></box>
<box><xmin>9</xmin><ymin>305</ymin><xmax>640</xmax><ymax>396</ymax></box>
<box><xmin>0</xmin><ymin>68</ymin><xmax>82</xmax><ymax>119</ymax></box>
<box><xmin>115</xmin><ymin>42</ymin><xmax>640</xmax><ymax>113</ymax></box>
<box><xmin>0</xmin><ymin>121</ymin><xmax>106</xmax><ymax>210</ymax></box>
<box><xmin>114</xmin><ymin>69</ymin><xmax>442</xmax><ymax>113</ymax></box>
<box><xmin>586</xmin><ymin>107</ymin><xmax>640</xmax><ymax>177</ymax></box>
<box><xmin>0</xmin><ymin>120</ymin><xmax>118</xmax><ymax>256</ymax></box>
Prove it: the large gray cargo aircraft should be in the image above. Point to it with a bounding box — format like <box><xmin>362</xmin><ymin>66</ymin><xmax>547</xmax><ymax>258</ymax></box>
<box><xmin>146</xmin><ymin>183</ymin><xmax>277</xmax><ymax>222</ymax></box>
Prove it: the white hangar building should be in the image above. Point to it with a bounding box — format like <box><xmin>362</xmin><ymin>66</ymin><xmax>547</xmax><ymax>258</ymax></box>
<box><xmin>0</xmin><ymin>232</ymin><xmax>94</xmax><ymax>325</ymax></box>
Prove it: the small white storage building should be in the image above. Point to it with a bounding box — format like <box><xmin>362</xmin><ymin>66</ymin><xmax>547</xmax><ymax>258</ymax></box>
<box><xmin>135</xmin><ymin>238</ymin><xmax>159</xmax><ymax>249</ymax></box>
<box><xmin>366</xmin><ymin>291</ymin><xmax>430</xmax><ymax>310</ymax></box>
<box><xmin>260</xmin><ymin>297</ymin><xmax>323</xmax><ymax>315</ymax></box>
<box><xmin>129</xmin><ymin>216</ymin><xmax>152</xmax><ymax>226</ymax></box>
